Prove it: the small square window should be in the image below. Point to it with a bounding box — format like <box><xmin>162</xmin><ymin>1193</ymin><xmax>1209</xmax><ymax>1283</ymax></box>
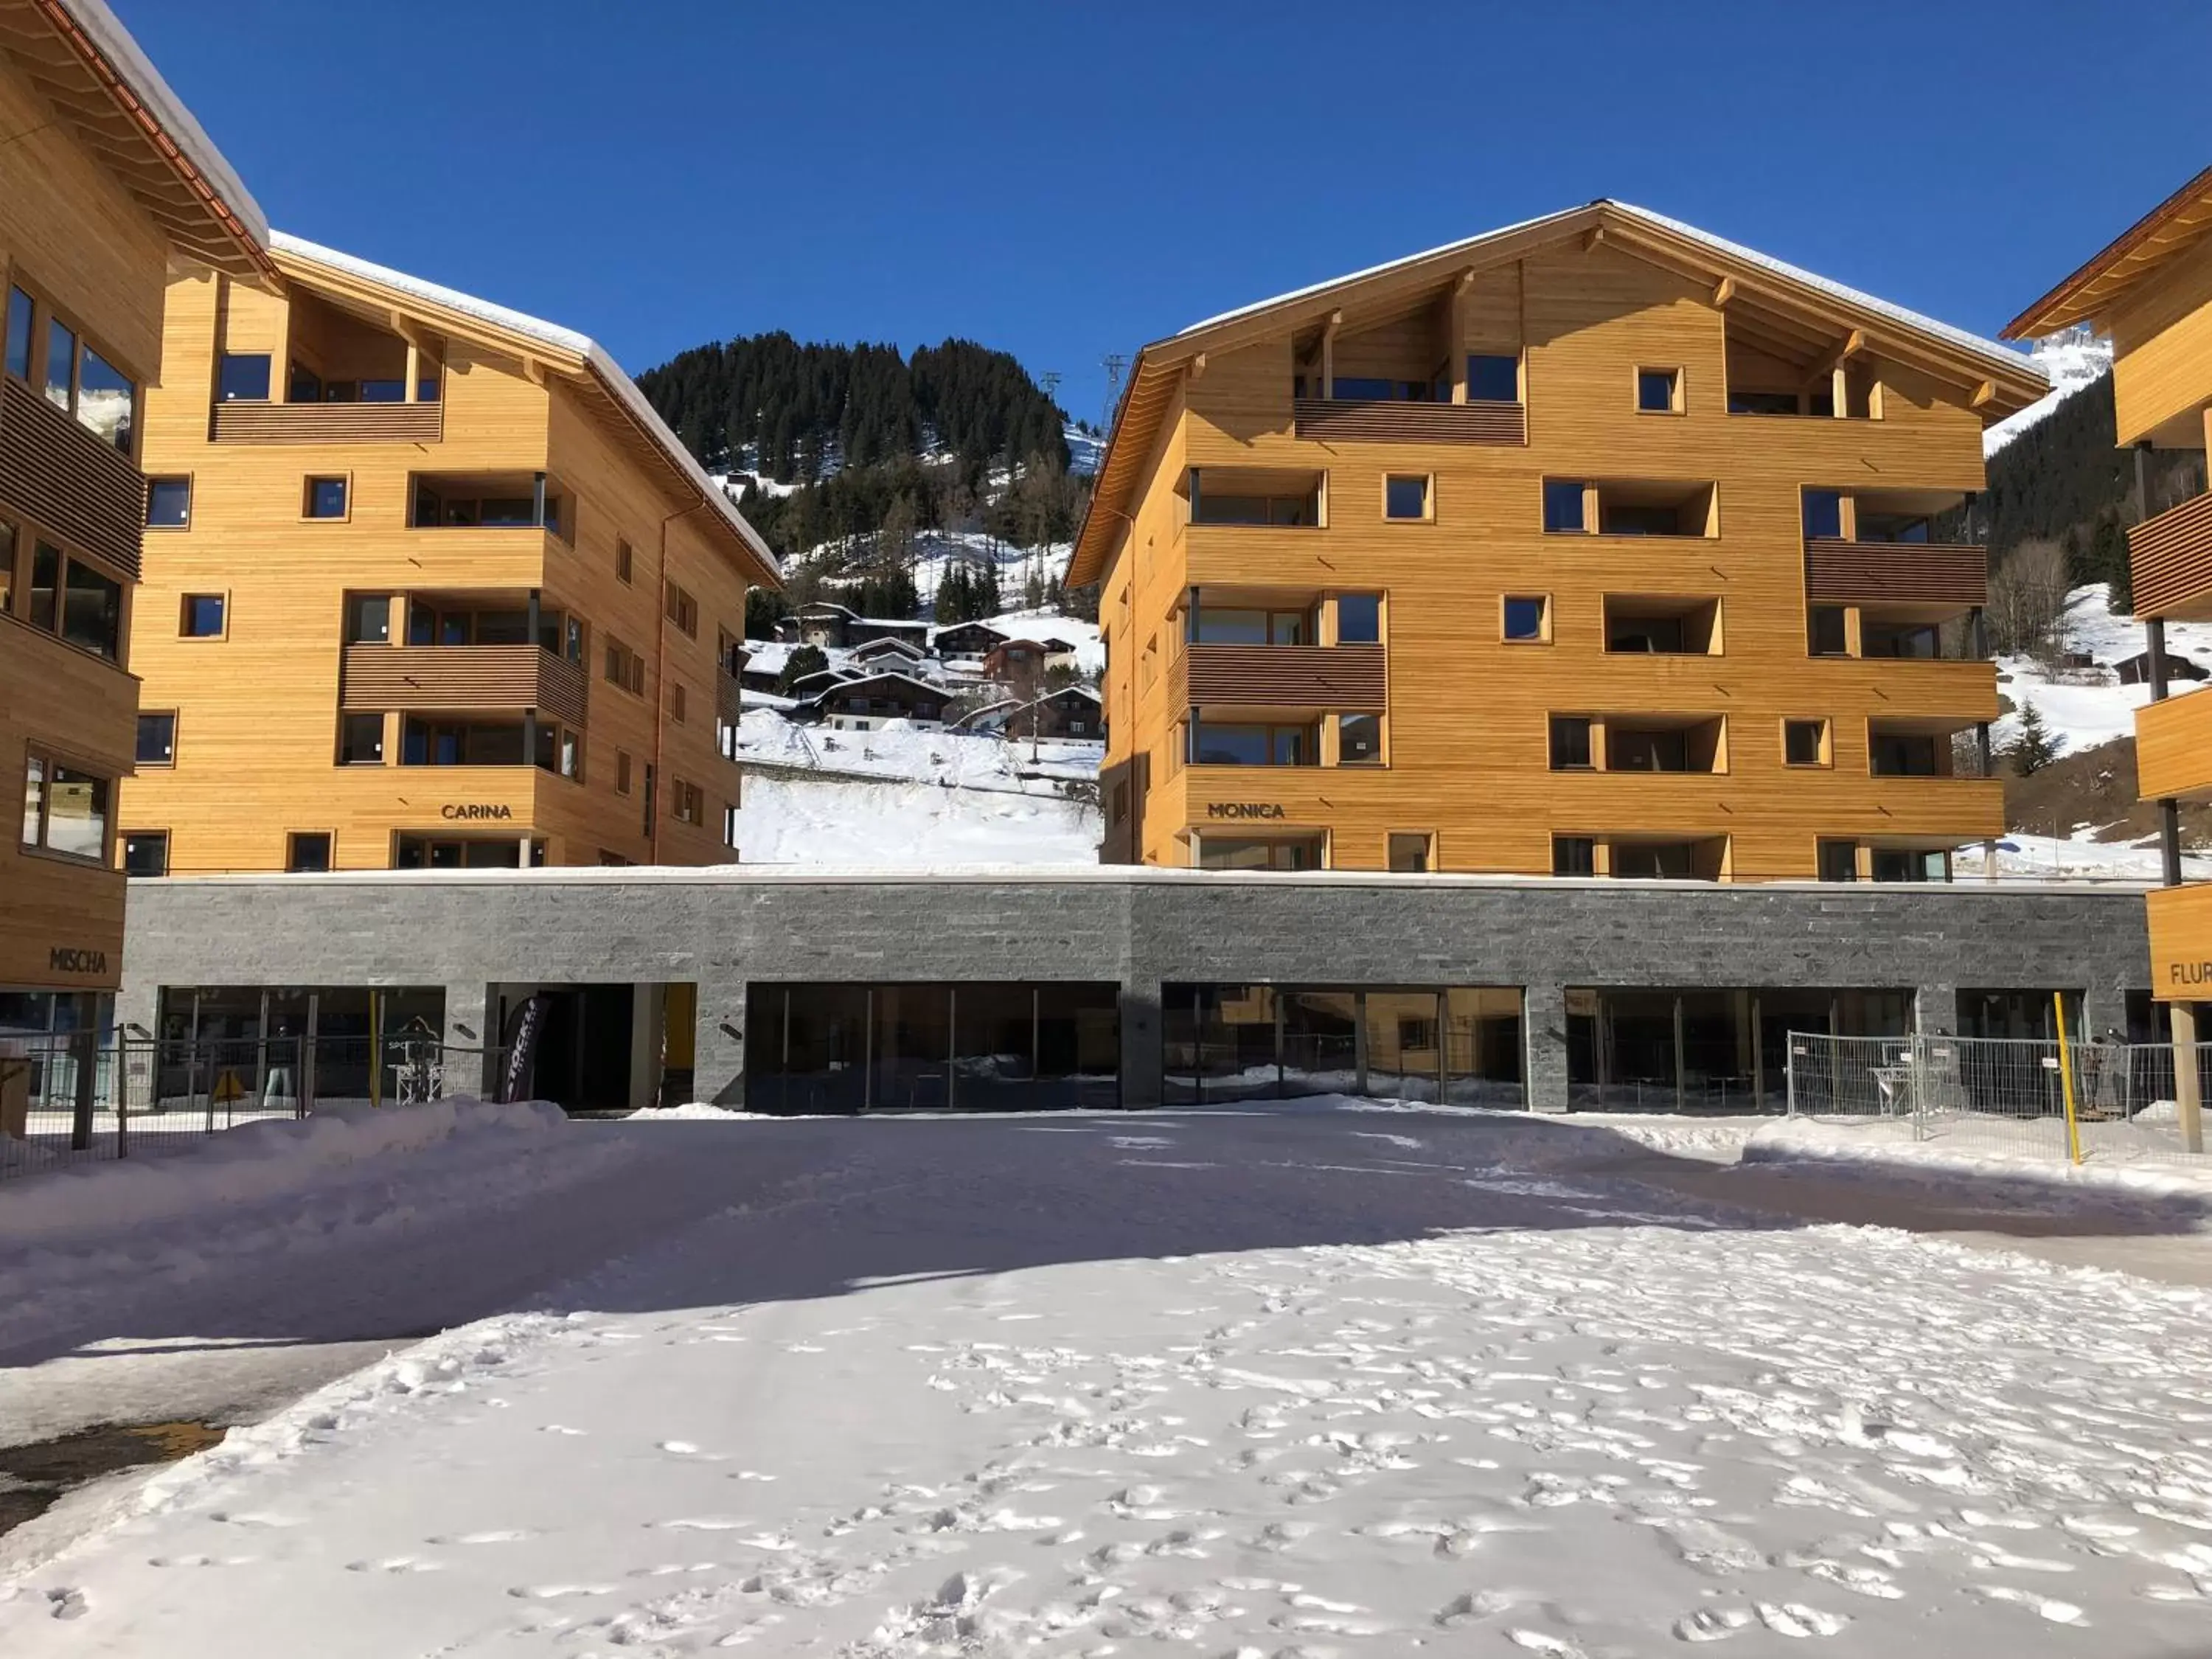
<box><xmin>1503</xmin><ymin>595</ymin><xmax>1549</xmax><ymax>642</ymax></box>
<box><xmin>345</xmin><ymin>594</ymin><xmax>391</xmax><ymax>644</ymax></box>
<box><xmin>1466</xmin><ymin>353</ymin><xmax>1519</xmax><ymax>401</ymax></box>
<box><xmin>1637</xmin><ymin>366</ymin><xmax>1681</xmax><ymax>413</ymax></box>
<box><xmin>1818</xmin><ymin>838</ymin><xmax>1860</xmax><ymax>883</ymax></box>
<box><xmin>1543</xmin><ymin>479</ymin><xmax>1586</xmax><ymax>533</ymax></box>
<box><xmin>1338</xmin><ymin>712</ymin><xmax>1382</xmax><ymax>765</ymax></box>
<box><xmin>305</xmin><ymin>476</ymin><xmax>348</xmax><ymax>518</ymax></box>
<box><xmin>1384</xmin><ymin>475</ymin><xmax>1430</xmax><ymax>521</ymax></box>
<box><xmin>1549</xmin><ymin>714</ymin><xmax>1593</xmax><ymax>770</ymax></box>
<box><xmin>338</xmin><ymin>712</ymin><xmax>385</xmax><ymax>765</ymax></box>
<box><xmin>1335</xmin><ymin>593</ymin><xmax>1382</xmax><ymax>644</ymax></box>
<box><xmin>286</xmin><ymin>832</ymin><xmax>333</xmax><ymax>873</ymax></box>
<box><xmin>1807</xmin><ymin>605</ymin><xmax>1849</xmax><ymax>656</ymax></box>
<box><xmin>180</xmin><ymin>594</ymin><xmax>226</xmax><ymax>638</ymax></box>
<box><xmin>1784</xmin><ymin>719</ymin><xmax>1829</xmax><ymax>766</ymax></box>
<box><xmin>1387</xmin><ymin>831</ymin><xmax>1434</xmax><ymax>873</ymax></box>
<box><xmin>146</xmin><ymin>476</ymin><xmax>191</xmax><ymax>528</ymax></box>
<box><xmin>123</xmin><ymin>830</ymin><xmax>168</xmax><ymax>877</ymax></box>
<box><xmin>1552</xmin><ymin>835</ymin><xmax>1596</xmax><ymax>876</ymax></box>
<box><xmin>217</xmin><ymin>352</ymin><xmax>270</xmax><ymax>402</ymax></box>
<box><xmin>1802</xmin><ymin>488</ymin><xmax>1844</xmax><ymax>539</ymax></box>
<box><xmin>136</xmin><ymin>712</ymin><xmax>176</xmax><ymax>766</ymax></box>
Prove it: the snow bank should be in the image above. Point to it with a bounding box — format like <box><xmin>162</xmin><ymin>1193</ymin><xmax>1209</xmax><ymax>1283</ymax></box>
<box><xmin>0</xmin><ymin>1098</ymin><xmax>567</xmax><ymax>1247</ymax></box>
<box><xmin>1745</xmin><ymin>1116</ymin><xmax>2212</xmax><ymax>1208</ymax></box>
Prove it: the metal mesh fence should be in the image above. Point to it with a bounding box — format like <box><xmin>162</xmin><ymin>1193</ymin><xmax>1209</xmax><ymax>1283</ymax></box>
<box><xmin>0</xmin><ymin>1035</ymin><xmax>502</xmax><ymax>1183</ymax></box>
<box><xmin>1785</xmin><ymin>1032</ymin><xmax>2212</xmax><ymax>1165</ymax></box>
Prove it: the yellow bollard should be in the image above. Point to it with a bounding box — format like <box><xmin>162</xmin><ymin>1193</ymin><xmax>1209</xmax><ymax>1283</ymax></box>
<box><xmin>2053</xmin><ymin>990</ymin><xmax>2083</xmax><ymax>1166</ymax></box>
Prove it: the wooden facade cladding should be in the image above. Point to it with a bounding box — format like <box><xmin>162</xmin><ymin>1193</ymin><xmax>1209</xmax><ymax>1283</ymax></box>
<box><xmin>1802</xmin><ymin>538</ymin><xmax>1987</xmax><ymax>607</ymax></box>
<box><xmin>339</xmin><ymin>644</ymin><xmax>589</xmax><ymax>729</ymax></box>
<box><xmin>209</xmin><ymin>401</ymin><xmax>445</xmax><ymax>445</ymax></box>
<box><xmin>2127</xmin><ymin>490</ymin><xmax>2212</xmax><ymax>619</ymax></box>
<box><xmin>0</xmin><ymin>375</ymin><xmax>144</xmax><ymax>577</ymax></box>
<box><xmin>1175</xmin><ymin>643</ymin><xmax>1388</xmax><ymax>709</ymax></box>
<box><xmin>1290</xmin><ymin>398</ymin><xmax>1526</xmax><ymax>445</ymax></box>
<box><xmin>2135</xmin><ymin>690</ymin><xmax>2212</xmax><ymax>802</ymax></box>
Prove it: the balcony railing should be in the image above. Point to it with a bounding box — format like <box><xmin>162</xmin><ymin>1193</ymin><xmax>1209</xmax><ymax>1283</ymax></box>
<box><xmin>1804</xmin><ymin>538</ymin><xmax>1986</xmax><ymax>608</ymax></box>
<box><xmin>0</xmin><ymin>375</ymin><xmax>144</xmax><ymax>578</ymax></box>
<box><xmin>2136</xmin><ymin>689</ymin><xmax>2212</xmax><ymax>801</ymax></box>
<box><xmin>717</xmin><ymin>669</ymin><xmax>744</xmax><ymax>726</ymax></box>
<box><xmin>1291</xmin><ymin>397</ymin><xmax>1525</xmax><ymax>445</ymax></box>
<box><xmin>2129</xmin><ymin>491</ymin><xmax>2212</xmax><ymax>619</ymax></box>
<box><xmin>1172</xmin><ymin>643</ymin><xmax>1387</xmax><ymax>710</ymax></box>
<box><xmin>212</xmin><ymin>400</ymin><xmax>444</xmax><ymax>445</ymax></box>
<box><xmin>340</xmin><ymin>644</ymin><xmax>588</xmax><ymax>728</ymax></box>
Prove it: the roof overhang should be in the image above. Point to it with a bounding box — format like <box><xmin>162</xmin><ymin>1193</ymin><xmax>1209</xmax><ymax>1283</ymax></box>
<box><xmin>2006</xmin><ymin>166</ymin><xmax>2212</xmax><ymax>339</ymax></box>
<box><xmin>1071</xmin><ymin>199</ymin><xmax>2046</xmax><ymax>589</ymax></box>
<box><xmin>0</xmin><ymin>0</ymin><xmax>271</xmax><ymax>279</ymax></box>
<box><xmin>268</xmin><ymin>233</ymin><xmax>783</xmax><ymax>591</ymax></box>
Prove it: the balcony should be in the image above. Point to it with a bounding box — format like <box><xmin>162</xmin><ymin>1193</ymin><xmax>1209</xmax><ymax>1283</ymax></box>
<box><xmin>1174</xmin><ymin>642</ymin><xmax>1385</xmax><ymax>710</ymax></box>
<box><xmin>1291</xmin><ymin>397</ymin><xmax>1524</xmax><ymax>446</ymax></box>
<box><xmin>2136</xmin><ymin>689</ymin><xmax>2212</xmax><ymax>801</ymax></box>
<box><xmin>2129</xmin><ymin>491</ymin><xmax>2212</xmax><ymax>620</ymax></box>
<box><xmin>341</xmin><ymin>644</ymin><xmax>588</xmax><ymax>727</ymax></box>
<box><xmin>212</xmin><ymin>400</ymin><xmax>442</xmax><ymax>445</ymax></box>
<box><xmin>2147</xmin><ymin>885</ymin><xmax>2212</xmax><ymax>1002</ymax></box>
<box><xmin>1805</xmin><ymin>538</ymin><xmax>1987</xmax><ymax>608</ymax></box>
<box><xmin>0</xmin><ymin>375</ymin><xmax>144</xmax><ymax>578</ymax></box>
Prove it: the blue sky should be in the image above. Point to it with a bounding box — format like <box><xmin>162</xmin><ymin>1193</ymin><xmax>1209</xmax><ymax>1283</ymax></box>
<box><xmin>122</xmin><ymin>0</ymin><xmax>2209</xmax><ymax>427</ymax></box>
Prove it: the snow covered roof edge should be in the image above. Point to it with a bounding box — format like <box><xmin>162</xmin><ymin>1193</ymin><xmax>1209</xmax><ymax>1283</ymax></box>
<box><xmin>268</xmin><ymin>232</ymin><xmax>782</xmax><ymax>584</ymax></box>
<box><xmin>58</xmin><ymin>0</ymin><xmax>268</xmax><ymax>248</ymax></box>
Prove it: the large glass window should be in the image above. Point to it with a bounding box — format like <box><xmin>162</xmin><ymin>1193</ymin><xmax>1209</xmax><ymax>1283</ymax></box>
<box><xmin>1192</xmin><ymin>720</ymin><xmax>1316</xmax><ymax>767</ymax></box>
<box><xmin>1818</xmin><ymin>838</ymin><xmax>1859</xmax><ymax>882</ymax></box>
<box><xmin>1195</xmin><ymin>835</ymin><xmax>1324</xmax><ymax>871</ymax></box>
<box><xmin>1552</xmin><ymin>835</ymin><xmax>1596</xmax><ymax>876</ymax></box>
<box><xmin>1802</xmin><ymin>489</ymin><xmax>1844</xmax><ymax>539</ymax></box>
<box><xmin>218</xmin><ymin>352</ymin><xmax>271</xmax><ymax>401</ymax></box>
<box><xmin>1335</xmin><ymin>592</ymin><xmax>1381</xmax><ymax>643</ymax></box>
<box><xmin>28</xmin><ymin>540</ymin><xmax>59</xmax><ymax>633</ymax></box>
<box><xmin>4</xmin><ymin>286</ymin><xmax>31</xmax><ymax>378</ymax></box>
<box><xmin>1807</xmin><ymin>606</ymin><xmax>1848</xmax><ymax>655</ymax></box>
<box><xmin>344</xmin><ymin>594</ymin><xmax>391</xmax><ymax>644</ymax></box>
<box><xmin>338</xmin><ymin>713</ymin><xmax>386</xmax><ymax>765</ymax></box>
<box><xmin>1338</xmin><ymin>712</ymin><xmax>1382</xmax><ymax>765</ymax></box>
<box><xmin>43</xmin><ymin>316</ymin><xmax>75</xmax><ymax>411</ymax></box>
<box><xmin>77</xmin><ymin>344</ymin><xmax>133</xmax><ymax>453</ymax></box>
<box><xmin>1548</xmin><ymin>714</ymin><xmax>1593</xmax><ymax>770</ymax></box>
<box><xmin>1543</xmin><ymin>479</ymin><xmax>1586</xmax><ymax>532</ymax></box>
<box><xmin>1466</xmin><ymin>354</ymin><xmax>1518</xmax><ymax>401</ymax></box>
<box><xmin>22</xmin><ymin>754</ymin><xmax>109</xmax><ymax>861</ymax></box>
<box><xmin>62</xmin><ymin>559</ymin><xmax>122</xmax><ymax>660</ymax></box>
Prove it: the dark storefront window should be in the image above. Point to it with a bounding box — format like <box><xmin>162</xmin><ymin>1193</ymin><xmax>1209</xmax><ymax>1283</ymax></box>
<box><xmin>1166</xmin><ymin>984</ymin><xmax>1524</xmax><ymax>1107</ymax></box>
<box><xmin>1565</xmin><ymin>986</ymin><xmax>1913</xmax><ymax>1113</ymax></box>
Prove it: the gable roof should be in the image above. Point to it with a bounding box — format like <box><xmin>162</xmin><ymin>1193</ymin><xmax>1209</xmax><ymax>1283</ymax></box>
<box><xmin>2006</xmin><ymin>166</ymin><xmax>2212</xmax><ymax>339</ymax></box>
<box><xmin>1071</xmin><ymin>198</ymin><xmax>2048</xmax><ymax>588</ymax></box>
<box><xmin>813</xmin><ymin>669</ymin><xmax>946</xmax><ymax>703</ymax></box>
<box><xmin>0</xmin><ymin>0</ymin><xmax>271</xmax><ymax>277</ymax></box>
<box><xmin>268</xmin><ymin>232</ymin><xmax>781</xmax><ymax>590</ymax></box>
<box><xmin>851</xmin><ymin>635</ymin><xmax>926</xmax><ymax>656</ymax></box>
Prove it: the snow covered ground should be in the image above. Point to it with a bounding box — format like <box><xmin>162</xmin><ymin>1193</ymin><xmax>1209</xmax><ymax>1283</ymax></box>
<box><xmin>1992</xmin><ymin>583</ymin><xmax>2212</xmax><ymax>757</ymax></box>
<box><xmin>735</xmin><ymin>773</ymin><xmax>1098</xmax><ymax>866</ymax></box>
<box><xmin>7</xmin><ymin>1102</ymin><xmax>2212</xmax><ymax>1654</ymax></box>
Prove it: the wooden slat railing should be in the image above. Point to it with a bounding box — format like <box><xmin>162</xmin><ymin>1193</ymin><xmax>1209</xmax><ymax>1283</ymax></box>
<box><xmin>1804</xmin><ymin>538</ymin><xmax>1986</xmax><ymax>607</ymax></box>
<box><xmin>1292</xmin><ymin>397</ymin><xmax>1525</xmax><ymax>445</ymax></box>
<box><xmin>211</xmin><ymin>401</ymin><xmax>444</xmax><ymax>445</ymax></box>
<box><xmin>0</xmin><ymin>377</ymin><xmax>145</xmax><ymax>578</ymax></box>
<box><xmin>2135</xmin><ymin>690</ymin><xmax>2212</xmax><ymax>801</ymax></box>
<box><xmin>1174</xmin><ymin>642</ymin><xmax>1387</xmax><ymax>709</ymax></box>
<box><xmin>2128</xmin><ymin>491</ymin><xmax>2212</xmax><ymax>619</ymax></box>
<box><xmin>341</xmin><ymin>644</ymin><xmax>588</xmax><ymax>728</ymax></box>
<box><xmin>717</xmin><ymin>671</ymin><xmax>744</xmax><ymax>726</ymax></box>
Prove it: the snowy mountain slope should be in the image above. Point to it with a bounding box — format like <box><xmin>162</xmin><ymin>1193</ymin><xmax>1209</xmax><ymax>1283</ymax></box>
<box><xmin>1983</xmin><ymin>328</ymin><xmax>2111</xmax><ymax>456</ymax></box>
<box><xmin>1991</xmin><ymin>583</ymin><xmax>2212</xmax><ymax>752</ymax></box>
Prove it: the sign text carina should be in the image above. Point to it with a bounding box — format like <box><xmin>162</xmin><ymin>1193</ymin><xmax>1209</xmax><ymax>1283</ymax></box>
<box><xmin>440</xmin><ymin>803</ymin><xmax>515</xmax><ymax>821</ymax></box>
<box><xmin>1206</xmin><ymin>801</ymin><xmax>1286</xmax><ymax>820</ymax></box>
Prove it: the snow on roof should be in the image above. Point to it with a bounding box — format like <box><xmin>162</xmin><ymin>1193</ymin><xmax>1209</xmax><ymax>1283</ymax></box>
<box><xmin>813</xmin><ymin>669</ymin><xmax>947</xmax><ymax>699</ymax></box>
<box><xmin>63</xmin><ymin>0</ymin><xmax>268</xmax><ymax>251</ymax></box>
<box><xmin>1181</xmin><ymin>199</ymin><xmax>2040</xmax><ymax>386</ymax></box>
<box><xmin>268</xmin><ymin>232</ymin><xmax>780</xmax><ymax>583</ymax></box>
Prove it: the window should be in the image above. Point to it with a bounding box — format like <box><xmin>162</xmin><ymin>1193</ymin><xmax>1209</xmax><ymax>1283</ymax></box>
<box><xmin>723</xmin><ymin>804</ymin><xmax>740</xmax><ymax>850</ymax></box>
<box><xmin>146</xmin><ymin>476</ymin><xmax>191</xmax><ymax>528</ymax></box>
<box><xmin>1190</xmin><ymin>720</ymin><xmax>1315</xmax><ymax>766</ymax></box>
<box><xmin>218</xmin><ymin>352</ymin><xmax>271</xmax><ymax>402</ymax></box>
<box><xmin>605</xmin><ymin>638</ymin><xmax>644</xmax><ymax>695</ymax></box>
<box><xmin>1802</xmin><ymin>489</ymin><xmax>1843</xmax><ymax>540</ymax></box>
<box><xmin>1338</xmin><ymin>712</ymin><xmax>1382</xmax><ymax>765</ymax></box>
<box><xmin>616</xmin><ymin>751</ymin><xmax>633</xmax><ymax>795</ymax></box>
<box><xmin>1818</xmin><ymin>838</ymin><xmax>1860</xmax><ymax>883</ymax></box>
<box><xmin>1197</xmin><ymin>835</ymin><xmax>1325</xmax><ymax>871</ymax></box>
<box><xmin>1552</xmin><ymin>835</ymin><xmax>1596</xmax><ymax>877</ymax></box>
<box><xmin>181</xmin><ymin>594</ymin><xmax>226</xmax><ymax>639</ymax></box>
<box><xmin>1636</xmin><ymin>366</ymin><xmax>1682</xmax><ymax>413</ymax></box>
<box><xmin>1870</xmin><ymin>732</ymin><xmax>1940</xmax><ymax>777</ymax></box>
<box><xmin>1543</xmin><ymin>479</ymin><xmax>1586</xmax><ymax>532</ymax></box>
<box><xmin>1193</xmin><ymin>605</ymin><xmax>1312</xmax><ymax>645</ymax></box>
<box><xmin>1548</xmin><ymin>715</ymin><xmax>1593</xmax><ymax>770</ymax></box>
<box><xmin>136</xmin><ymin>712</ymin><xmax>176</xmax><ymax>767</ymax></box>
<box><xmin>665</xmin><ymin>581</ymin><xmax>699</xmax><ymax>637</ymax></box>
<box><xmin>344</xmin><ymin>594</ymin><xmax>392</xmax><ymax>644</ymax></box>
<box><xmin>43</xmin><ymin>316</ymin><xmax>74</xmax><ymax>411</ymax></box>
<box><xmin>305</xmin><ymin>476</ymin><xmax>349</xmax><ymax>519</ymax></box>
<box><xmin>21</xmin><ymin>753</ymin><xmax>109</xmax><ymax>861</ymax></box>
<box><xmin>1388</xmin><ymin>832</ymin><xmax>1434</xmax><ymax>873</ymax></box>
<box><xmin>77</xmin><ymin>343</ymin><xmax>133</xmax><ymax>452</ymax></box>
<box><xmin>1384</xmin><ymin>474</ymin><xmax>1431</xmax><ymax>521</ymax></box>
<box><xmin>4</xmin><ymin>286</ymin><xmax>30</xmax><ymax>378</ymax></box>
<box><xmin>1466</xmin><ymin>353</ymin><xmax>1518</xmax><ymax>401</ymax></box>
<box><xmin>0</xmin><ymin>517</ymin><xmax>14</xmax><ymax>614</ymax></box>
<box><xmin>1335</xmin><ymin>592</ymin><xmax>1382</xmax><ymax>644</ymax></box>
<box><xmin>1728</xmin><ymin>389</ymin><xmax>1800</xmax><ymax>416</ymax></box>
<box><xmin>338</xmin><ymin>713</ymin><xmax>385</xmax><ymax>765</ymax></box>
<box><xmin>1503</xmin><ymin>595</ymin><xmax>1549</xmax><ymax>642</ymax></box>
<box><xmin>1807</xmin><ymin>606</ymin><xmax>1848</xmax><ymax>656</ymax></box>
<box><xmin>616</xmin><ymin>539</ymin><xmax>634</xmax><ymax>583</ymax></box>
<box><xmin>1784</xmin><ymin>719</ymin><xmax>1829</xmax><ymax>767</ymax></box>
<box><xmin>286</xmin><ymin>832</ymin><xmax>333</xmax><ymax>873</ymax></box>
<box><xmin>672</xmin><ymin>778</ymin><xmax>704</xmax><ymax>826</ymax></box>
<box><xmin>29</xmin><ymin>540</ymin><xmax>58</xmax><ymax>631</ymax></box>
<box><xmin>1873</xmin><ymin>848</ymin><xmax>1949</xmax><ymax>883</ymax></box>
<box><xmin>61</xmin><ymin>558</ymin><xmax>121</xmax><ymax>660</ymax></box>
<box><xmin>123</xmin><ymin>830</ymin><xmax>168</xmax><ymax>877</ymax></box>
<box><xmin>669</xmin><ymin>681</ymin><xmax>688</xmax><ymax>724</ymax></box>
<box><xmin>288</xmin><ymin>362</ymin><xmax>323</xmax><ymax>403</ymax></box>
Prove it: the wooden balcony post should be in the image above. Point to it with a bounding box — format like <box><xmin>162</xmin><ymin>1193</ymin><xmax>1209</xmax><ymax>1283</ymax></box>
<box><xmin>403</xmin><ymin>341</ymin><xmax>419</xmax><ymax>403</ymax></box>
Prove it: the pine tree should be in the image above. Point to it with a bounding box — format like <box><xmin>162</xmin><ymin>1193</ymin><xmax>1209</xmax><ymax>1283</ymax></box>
<box><xmin>776</xmin><ymin>644</ymin><xmax>828</xmax><ymax>695</ymax></box>
<box><xmin>2009</xmin><ymin>700</ymin><xmax>2065</xmax><ymax>776</ymax></box>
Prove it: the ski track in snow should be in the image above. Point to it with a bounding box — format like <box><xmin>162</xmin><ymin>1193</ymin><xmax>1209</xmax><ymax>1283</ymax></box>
<box><xmin>4</xmin><ymin>1109</ymin><xmax>2212</xmax><ymax>1654</ymax></box>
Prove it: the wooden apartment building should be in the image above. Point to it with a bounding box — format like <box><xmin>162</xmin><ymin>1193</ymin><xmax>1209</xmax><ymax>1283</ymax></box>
<box><xmin>122</xmin><ymin>235</ymin><xmax>781</xmax><ymax>874</ymax></box>
<box><xmin>2009</xmin><ymin>167</ymin><xmax>2212</xmax><ymax>1080</ymax></box>
<box><xmin>0</xmin><ymin>0</ymin><xmax>270</xmax><ymax>1035</ymax></box>
<box><xmin>1076</xmin><ymin>199</ymin><xmax>2048</xmax><ymax>880</ymax></box>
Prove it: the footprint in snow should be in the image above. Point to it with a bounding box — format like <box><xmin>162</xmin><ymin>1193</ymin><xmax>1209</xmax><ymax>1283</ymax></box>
<box><xmin>507</xmin><ymin>1584</ymin><xmax>616</xmax><ymax>1599</ymax></box>
<box><xmin>428</xmin><ymin>1528</ymin><xmax>536</xmax><ymax>1545</ymax></box>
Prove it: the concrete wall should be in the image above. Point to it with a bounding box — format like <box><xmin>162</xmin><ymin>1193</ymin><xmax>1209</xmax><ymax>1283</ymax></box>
<box><xmin>116</xmin><ymin>869</ymin><xmax>2154</xmax><ymax>1112</ymax></box>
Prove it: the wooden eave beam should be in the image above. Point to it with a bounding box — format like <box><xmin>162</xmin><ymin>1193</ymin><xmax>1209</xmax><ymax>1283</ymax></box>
<box><xmin>1711</xmin><ymin>274</ymin><xmax>1736</xmax><ymax>307</ymax></box>
<box><xmin>1802</xmin><ymin>328</ymin><xmax>1867</xmax><ymax>386</ymax></box>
